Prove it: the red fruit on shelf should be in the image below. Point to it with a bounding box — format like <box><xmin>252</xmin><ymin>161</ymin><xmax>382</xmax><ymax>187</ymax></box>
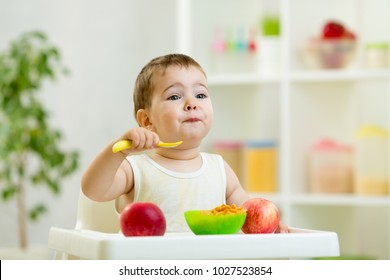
<box><xmin>342</xmin><ymin>29</ymin><xmax>357</xmax><ymax>40</ymax></box>
<box><xmin>322</xmin><ymin>21</ymin><xmax>345</xmax><ymax>39</ymax></box>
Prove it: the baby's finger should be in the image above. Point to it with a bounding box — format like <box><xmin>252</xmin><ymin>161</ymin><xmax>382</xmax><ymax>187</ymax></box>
<box><xmin>144</xmin><ymin>133</ymin><xmax>156</xmax><ymax>149</ymax></box>
<box><xmin>130</xmin><ymin>132</ymin><xmax>145</xmax><ymax>150</ymax></box>
<box><xmin>275</xmin><ymin>222</ymin><xmax>289</xmax><ymax>234</ymax></box>
<box><xmin>150</xmin><ymin>132</ymin><xmax>160</xmax><ymax>148</ymax></box>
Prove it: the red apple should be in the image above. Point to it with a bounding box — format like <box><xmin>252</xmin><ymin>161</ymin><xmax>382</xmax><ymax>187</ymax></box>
<box><xmin>120</xmin><ymin>202</ymin><xmax>166</xmax><ymax>236</ymax></box>
<box><xmin>322</xmin><ymin>21</ymin><xmax>345</xmax><ymax>39</ymax></box>
<box><xmin>241</xmin><ymin>198</ymin><xmax>280</xmax><ymax>234</ymax></box>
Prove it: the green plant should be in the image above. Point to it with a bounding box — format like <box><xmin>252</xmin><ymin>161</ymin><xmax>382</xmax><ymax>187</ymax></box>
<box><xmin>0</xmin><ymin>31</ymin><xmax>79</xmax><ymax>249</ymax></box>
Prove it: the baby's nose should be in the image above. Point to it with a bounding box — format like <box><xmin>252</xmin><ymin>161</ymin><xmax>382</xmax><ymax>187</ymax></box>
<box><xmin>184</xmin><ymin>98</ymin><xmax>198</xmax><ymax>111</ymax></box>
<box><xmin>185</xmin><ymin>104</ymin><xmax>197</xmax><ymax>110</ymax></box>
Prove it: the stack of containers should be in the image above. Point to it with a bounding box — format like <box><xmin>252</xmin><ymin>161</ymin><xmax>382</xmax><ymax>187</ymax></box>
<box><xmin>242</xmin><ymin>140</ymin><xmax>277</xmax><ymax>193</ymax></box>
<box><xmin>211</xmin><ymin>140</ymin><xmax>277</xmax><ymax>193</ymax></box>
<box><xmin>211</xmin><ymin>140</ymin><xmax>242</xmax><ymax>181</ymax></box>
<box><xmin>308</xmin><ymin>139</ymin><xmax>354</xmax><ymax>193</ymax></box>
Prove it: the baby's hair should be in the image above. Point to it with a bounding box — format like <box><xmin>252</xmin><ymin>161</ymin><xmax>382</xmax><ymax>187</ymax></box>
<box><xmin>133</xmin><ymin>53</ymin><xmax>206</xmax><ymax>119</ymax></box>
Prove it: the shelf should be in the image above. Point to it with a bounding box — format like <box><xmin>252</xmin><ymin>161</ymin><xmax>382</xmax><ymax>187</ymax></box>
<box><xmin>208</xmin><ymin>72</ymin><xmax>281</xmax><ymax>86</ymax></box>
<box><xmin>248</xmin><ymin>192</ymin><xmax>283</xmax><ymax>202</ymax></box>
<box><xmin>248</xmin><ymin>192</ymin><xmax>390</xmax><ymax>207</ymax></box>
<box><xmin>291</xmin><ymin>193</ymin><xmax>390</xmax><ymax>207</ymax></box>
<box><xmin>207</xmin><ymin>70</ymin><xmax>390</xmax><ymax>86</ymax></box>
<box><xmin>290</xmin><ymin>69</ymin><xmax>390</xmax><ymax>82</ymax></box>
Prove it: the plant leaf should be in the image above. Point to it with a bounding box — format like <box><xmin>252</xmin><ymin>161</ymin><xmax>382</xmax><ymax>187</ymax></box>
<box><xmin>29</xmin><ymin>204</ymin><xmax>47</xmax><ymax>221</ymax></box>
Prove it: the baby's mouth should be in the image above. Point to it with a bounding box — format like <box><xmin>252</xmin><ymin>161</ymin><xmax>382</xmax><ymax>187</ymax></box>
<box><xmin>184</xmin><ymin>117</ymin><xmax>201</xmax><ymax>123</ymax></box>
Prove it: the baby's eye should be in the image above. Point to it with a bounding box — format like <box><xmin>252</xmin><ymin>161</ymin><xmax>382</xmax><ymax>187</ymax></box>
<box><xmin>167</xmin><ymin>95</ymin><xmax>180</xmax><ymax>101</ymax></box>
<box><xmin>196</xmin><ymin>93</ymin><xmax>208</xmax><ymax>99</ymax></box>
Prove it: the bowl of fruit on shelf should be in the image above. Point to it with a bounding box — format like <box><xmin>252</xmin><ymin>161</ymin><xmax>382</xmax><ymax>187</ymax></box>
<box><xmin>299</xmin><ymin>21</ymin><xmax>357</xmax><ymax>69</ymax></box>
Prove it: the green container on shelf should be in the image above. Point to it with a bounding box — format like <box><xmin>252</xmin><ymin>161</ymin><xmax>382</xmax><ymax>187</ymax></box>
<box><xmin>261</xmin><ymin>15</ymin><xmax>280</xmax><ymax>36</ymax></box>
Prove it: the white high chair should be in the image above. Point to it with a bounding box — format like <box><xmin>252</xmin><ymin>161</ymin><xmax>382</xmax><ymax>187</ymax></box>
<box><xmin>49</xmin><ymin>191</ymin><xmax>119</xmax><ymax>259</ymax></box>
<box><xmin>74</xmin><ymin>191</ymin><xmax>119</xmax><ymax>234</ymax></box>
<box><xmin>48</xmin><ymin>191</ymin><xmax>340</xmax><ymax>260</ymax></box>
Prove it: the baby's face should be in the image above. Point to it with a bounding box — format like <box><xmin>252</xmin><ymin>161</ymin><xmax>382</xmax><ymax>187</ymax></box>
<box><xmin>147</xmin><ymin>65</ymin><xmax>213</xmax><ymax>148</ymax></box>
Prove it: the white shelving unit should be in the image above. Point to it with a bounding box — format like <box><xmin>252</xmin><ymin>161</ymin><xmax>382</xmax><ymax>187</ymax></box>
<box><xmin>175</xmin><ymin>0</ymin><xmax>390</xmax><ymax>259</ymax></box>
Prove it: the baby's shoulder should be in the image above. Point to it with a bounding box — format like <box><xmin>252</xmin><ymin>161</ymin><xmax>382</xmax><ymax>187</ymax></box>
<box><xmin>201</xmin><ymin>152</ymin><xmax>225</xmax><ymax>167</ymax></box>
<box><xmin>201</xmin><ymin>152</ymin><xmax>222</xmax><ymax>160</ymax></box>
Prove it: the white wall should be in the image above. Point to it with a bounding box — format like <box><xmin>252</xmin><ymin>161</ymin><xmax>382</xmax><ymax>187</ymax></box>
<box><xmin>0</xmin><ymin>0</ymin><xmax>176</xmax><ymax>246</ymax></box>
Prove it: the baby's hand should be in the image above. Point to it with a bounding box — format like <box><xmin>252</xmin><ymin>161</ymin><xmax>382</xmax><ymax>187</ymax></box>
<box><xmin>119</xmin><ymin>127</ymin><xmax>160</xmax><ymax>153</ymax></box>
<box><xmin>275</xmin><ymin>221</ymin><xmax>289</xmax><ymax>234</ymax></box>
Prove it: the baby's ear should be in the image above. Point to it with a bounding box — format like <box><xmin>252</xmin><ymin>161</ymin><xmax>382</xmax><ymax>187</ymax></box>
<box><xmin>136</xmin><ymin>109</ymin><xmax>152</xmax><ymax>128</ymax></box>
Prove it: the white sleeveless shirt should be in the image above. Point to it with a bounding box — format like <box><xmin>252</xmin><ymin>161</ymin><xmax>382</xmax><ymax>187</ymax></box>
<box><xmin>126</xmin><ymin>152</ymin><xmax>226</xmax><ymax>232</ymax></box>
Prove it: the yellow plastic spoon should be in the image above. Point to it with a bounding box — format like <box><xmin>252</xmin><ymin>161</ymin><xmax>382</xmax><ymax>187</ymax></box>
<box><xmin>112</xmin><ymin>140</ymin><xmax>183</xmax><ymax>153</ymax></box>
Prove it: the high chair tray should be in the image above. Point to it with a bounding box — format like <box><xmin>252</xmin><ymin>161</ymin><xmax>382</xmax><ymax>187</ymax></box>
<box><xmin>48</xmin><ymin>227</ymin><xmax>339</xmax><ymax>259</ymax></box>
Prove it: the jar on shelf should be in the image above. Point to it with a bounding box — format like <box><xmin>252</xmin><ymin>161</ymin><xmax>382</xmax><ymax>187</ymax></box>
<box><xmin>258</xmin><ymin>0</ymin><xmax>281</xmax><ymax>74</ymax></box>
<box><xmin>363</xmin><ymin>42</ymin><xmax>389</xmax><ymax>69</ymax></box>
<box><xmin>212</xmin><ymin>140</ymin><xmax>242</xmax><ymax>180</ymax></box>
<box><xmin>355</xmin><ymin>125</ymin><xmax>389</xmax><ymax>195</ymax></box>
<box><xmin>308</xmin><ymin>139</ymin><xmax>354</xmax><ymax>194</ymax></box>
<box><xmin>258</xmin><ymin>15</ymin><xmax>281</xmax><ymax>74</ymax></box>
<box><xmin>242</xmin><ymin>140</ymin><xmax>277</xmax><ymax>193</ymax></box>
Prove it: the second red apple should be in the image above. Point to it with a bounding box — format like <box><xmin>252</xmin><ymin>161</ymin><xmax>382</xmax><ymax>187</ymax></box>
<box><xmin>241</xmin><ymin>198</ymin><xmax>280</xmax><ymax>234</ymax></box>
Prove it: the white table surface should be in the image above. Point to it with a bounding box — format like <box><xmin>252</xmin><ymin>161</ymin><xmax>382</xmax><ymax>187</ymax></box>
<box><xmin>48</xmin><ymin>227</ymin><xmax>339</xmax><ymax>259</ymax></box>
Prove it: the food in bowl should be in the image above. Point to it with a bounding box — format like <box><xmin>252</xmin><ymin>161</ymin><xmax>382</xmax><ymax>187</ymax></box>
<box><xmin>184</xmin><ymin>204</ymin><xmax>247</xmax><ymax>235</ymax></box>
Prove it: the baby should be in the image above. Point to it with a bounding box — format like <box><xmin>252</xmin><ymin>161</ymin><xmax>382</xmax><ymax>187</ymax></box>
<box><xmin>81</xmin><ymin>53</ymin><xmax>288</xmax><ymax>233</ymax></box>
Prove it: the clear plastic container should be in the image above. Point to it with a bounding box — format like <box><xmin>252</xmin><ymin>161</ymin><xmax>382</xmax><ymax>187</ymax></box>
<box><xmin>299</xmin><ymin>39</ymin><xmax>357</xmax><ymax>70</ymax></box>
<box><xmin>242</xmin><ymin>140</ymin><xmax>277</xmax><ymax>193</ymax></box>
<box><xmin>308</xmin><ymin>139</ymin><xmax>353</xmax><ymax>193</ymax></box>
<box><xmin>364</xmin><ymin>42</ymin><xmax>389</xmax><ymax>69</ymax></box>
<box><xmin>355</xmin><ymin>125</ymin><xmax>389</xmax><ymax>195</ymax></box>
<box><xmin>212</xmin><ymin>140</ymin><xmax>242</xmax><ymax>180</ymax></box>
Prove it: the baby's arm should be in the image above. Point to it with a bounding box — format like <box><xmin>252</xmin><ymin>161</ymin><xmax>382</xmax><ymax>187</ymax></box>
<box><xmin>225</xmin><ymin>161</ymin><xmax>250</xmax><ymax>206</ymax></box>
<box><xmin>81</xmin><ymin>127</ymin><xmax>159</xmax><ymax>202</ymax></box>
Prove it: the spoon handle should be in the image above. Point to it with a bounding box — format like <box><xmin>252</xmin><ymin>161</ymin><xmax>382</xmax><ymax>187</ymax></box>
<box><xmin>112</xmin><ymin>140</ymin><xmax>183</xmax><ymax>153</ymax></box>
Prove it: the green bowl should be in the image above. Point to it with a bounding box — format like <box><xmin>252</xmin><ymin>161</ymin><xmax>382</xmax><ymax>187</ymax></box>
<box><xmin>184</xmin><ymin>210</ymin><xmax>247</xmax><ymax>235</ymax></box>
